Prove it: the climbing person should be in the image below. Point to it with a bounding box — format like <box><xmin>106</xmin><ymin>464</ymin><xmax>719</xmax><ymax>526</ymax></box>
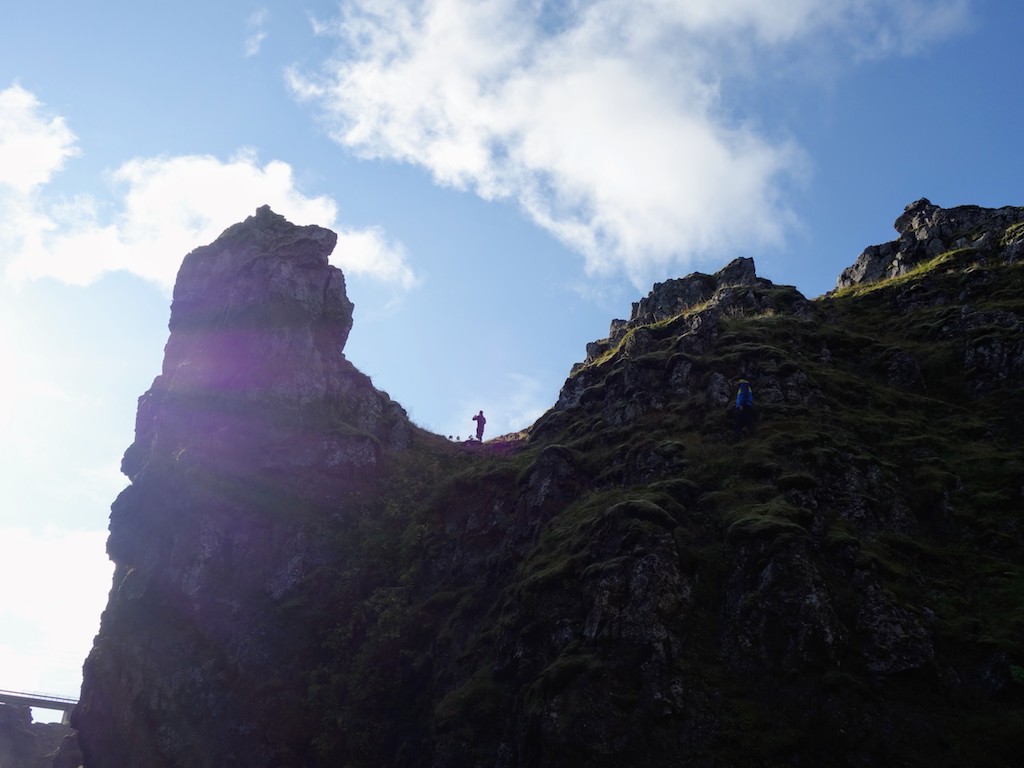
<box><xmin>733</xmin><ymin>378</ymin><xmax>755</xmax><ymax>439</ymax></box>
<box><xmin>472</xmin><ymin>410</ymin><xmax>486</xmax><ymax>441</ymax></box>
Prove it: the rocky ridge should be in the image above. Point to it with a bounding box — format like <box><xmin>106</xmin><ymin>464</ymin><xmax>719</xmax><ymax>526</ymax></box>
<box><xmin>74</xmin><ymin>201</ymin><xmax>1024</xmax><ymax>767</ymax></box>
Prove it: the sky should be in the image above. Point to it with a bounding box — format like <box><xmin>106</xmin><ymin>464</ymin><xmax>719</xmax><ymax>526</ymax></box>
<box><xmin>1</xmin><ymin>0</ymin><xmax>1022</xmax><ymax>718</ymax></box>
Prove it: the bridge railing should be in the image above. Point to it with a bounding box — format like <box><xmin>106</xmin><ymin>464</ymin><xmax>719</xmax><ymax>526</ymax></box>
<box><xmin>0</xmin><ymin>688</ymin><xmax>79</xmax><ymax>711</ymax></box>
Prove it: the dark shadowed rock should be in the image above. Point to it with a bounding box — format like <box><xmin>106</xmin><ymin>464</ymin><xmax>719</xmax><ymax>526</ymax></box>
<box><xmin>120</xmin><ymin>205</ymin><xmax>409</xmax><ymax>484</ymax></box>
<box><xmin>75</xmin><ymin>207</ymin><xmax>416</xmax><ymax>768</ymax></box>
<box><xmin>0</xmin><ymin>704</ymin><xmax>71</xmax><ymax>768</ymax></box>
<box><xmin>50</xmin><ymin>733</ymin><xmax>84</xmax><ymax>768</ymax></box>
<box><xmin>74</xmin><ymin>201</ymin><xmax>1024</xmax><ymax>768</ymax></box>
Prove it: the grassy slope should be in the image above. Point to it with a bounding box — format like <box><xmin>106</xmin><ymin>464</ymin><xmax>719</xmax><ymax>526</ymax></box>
<box><xmin>300</xmin><ymin>251</ymin><xmax>1024</xmax><ymax>766</ymax></box>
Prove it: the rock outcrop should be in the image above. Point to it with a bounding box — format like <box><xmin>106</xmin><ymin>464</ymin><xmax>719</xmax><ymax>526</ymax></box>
<box><xmin>835</xmin><ymin>197</ymin><xmax>1024</xmax><ymax>290</ymax></box>
<box><xmin>549</xmin><ymin>257</ymin><xmax>813</xmax><ymax>422</ymax></box>
<box><xmin>120</xmin><ymin>205</ymin><xmax>410</xmax><ymax>486</ymax></box>
<box><xmin>0</xmin><ymin>704</ymin><xmax>71</xmax><ymax>768</ymax></box>
<box><xmin>74</xmin><ymin>206</ymin><xmax>416</xmax><ymax>767</ymax></box>
<box><xmin>580</xmin><ymin>257</ymin><xmax>780</xmax><ymax>368</ymax></box>
<box><xmin>75</xmin><ymin>201</ymin><xmax>1024</xmax><ymax>767</ymax></box>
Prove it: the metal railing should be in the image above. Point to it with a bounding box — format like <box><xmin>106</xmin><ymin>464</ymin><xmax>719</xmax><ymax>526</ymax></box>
<box><xmin>0</xmin><ymin>688</ymin><xmax>79</xmax><ymax>712</ymax></box>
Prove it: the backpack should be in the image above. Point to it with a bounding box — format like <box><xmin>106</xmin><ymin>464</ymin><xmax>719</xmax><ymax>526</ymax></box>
<box><xmin>736</xmin><ymin>380</ymin><xmax>753</xmax><ymax>408</ymax></box>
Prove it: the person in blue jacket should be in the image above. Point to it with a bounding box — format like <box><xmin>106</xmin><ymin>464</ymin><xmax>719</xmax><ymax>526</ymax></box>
<box><xmin>734</xmin><ymin>378</ymin><xmax>755</xmax><ymax>438</ymax></box>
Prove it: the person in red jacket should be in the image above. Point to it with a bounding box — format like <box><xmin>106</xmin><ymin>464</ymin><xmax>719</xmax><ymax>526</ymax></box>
<box><xmin>472</xmin><ymin>410</ymin><xmax>486</xmax><ymax>441</ymax></box>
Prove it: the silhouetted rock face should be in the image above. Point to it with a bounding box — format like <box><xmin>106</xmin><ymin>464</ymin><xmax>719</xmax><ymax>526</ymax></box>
<box><xmin>120</xmin><ymin>205</ymin><xmax>409</xmax><ymax>485</ymax></box>
<box><xmin>75</xmin><ymin>207</ymin><xmax>413</xmax><ymax>768</ymax></box>
<box><xmin>122</xmin><ymin>208</ymin><xmax>415</xmax><ymax>487</ymax></box>
<box><xmin>76</xmin><ymin>202</ymin><xmax>1024</xmax><ymax>768</ymax></box>
<box><xmin>165</xmin><ymin>203</ymin><xmax>353</xmax><ymax>404</ymax></box>
<box><xmin>0</xmin><ymin>704</ymin><xmax>70</xmax><ymax>768</ymax></box>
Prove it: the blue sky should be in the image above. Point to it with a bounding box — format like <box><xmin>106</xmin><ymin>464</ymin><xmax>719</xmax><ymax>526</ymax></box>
<box><xmin>1</xmin><ymin>0</ymin><xmax>1020</xmax><ymax>712</ymax></box>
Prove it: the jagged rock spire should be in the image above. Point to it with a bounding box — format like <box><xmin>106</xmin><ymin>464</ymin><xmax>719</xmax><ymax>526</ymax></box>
<box><xmin>120</xmin><ymin>206</ymin><xmax>409</xmax><ymax>483</ymax></box>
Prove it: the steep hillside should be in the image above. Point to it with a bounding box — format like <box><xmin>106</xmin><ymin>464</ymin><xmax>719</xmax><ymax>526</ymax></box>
<box><xmin>75</xmin><ymin>201</ymin><xmax>1024</xmax><ymax>767</ymax></box>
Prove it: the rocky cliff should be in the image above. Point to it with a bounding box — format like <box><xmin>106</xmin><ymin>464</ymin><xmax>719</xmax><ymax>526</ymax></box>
<box><xmin>75</xmin><ymin>201</ymin><xmax>1024</xmax><ymax>767</ymax></box>
<box><xmin>74</xmin><ymin>206</ymin><xmax>416</xmax><ymax>766</ymax></box>
<box><xmin>0</xmin><ymin>704</ymin><xmax>74</xmax><ymax>768</ymax></box>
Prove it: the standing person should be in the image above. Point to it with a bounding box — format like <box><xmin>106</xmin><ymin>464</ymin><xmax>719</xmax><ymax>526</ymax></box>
<box><xmin>734</xmin><ymin>379</ymin><xmax>755</xmax><ymax>439</ymax></box>
<box><xmin>472</xmin><ymin>410</ymin><xmax>486</xmax><ymax>441</ymax></box>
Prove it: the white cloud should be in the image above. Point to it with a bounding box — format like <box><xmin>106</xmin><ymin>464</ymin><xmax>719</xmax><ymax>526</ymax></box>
<box><xmin>0</xmin><ymin>87</ymin><xmax>417</xmax><ymax>291</ymax></box>
<box><xmin>0</xmin><ymin>85</ymin><xmax>79</xmax><ymax>194</ymax></box>
<box><xmin>496</xmin><ymin>371</ymin><xmax>551</xmax><ymax>432</ymax></box>
<box><xmin>832</xmin><ymin>0</ymin><xmax>973</xmax><ymax>60</ymax></box>
<box><xmin>5</xmin><ymin>151</ymin><xmax>340</xmax><ymax>289</ymax></box>
<box><xmin>244</xmin><ymin>8</ymin><xmax>270</xmax><ymax>57</ymax></box>
<box><xmin>289</xmin><ymin>0</ymin><xmax>970</xmax><ymax>285</ymax></box>
<box><xmin>336</xmin><ymin>226</ymin><xmax>418</xmax><ymax>289</ymax></box>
